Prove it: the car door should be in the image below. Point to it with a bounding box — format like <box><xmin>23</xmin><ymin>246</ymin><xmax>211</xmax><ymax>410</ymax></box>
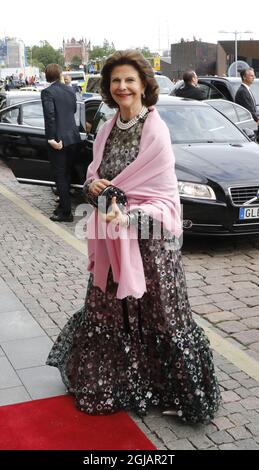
<box><xmin>0</xmin><ymin>101</ymin><xmax>51</xmax><ymax>184</ymax></box>
<box><xmin>0</xmin><ymin>100</ymin><xmax>91</xmax><ymax>187</ymax></box>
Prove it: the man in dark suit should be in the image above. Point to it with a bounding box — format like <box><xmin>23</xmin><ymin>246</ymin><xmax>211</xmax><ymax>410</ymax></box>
<box><xmin>41</xmin><ymin>64</ymin><xmax>81</xmax><ymax>222</ymax></box>
<box><xmin>175</xmin><ymin>70</ymin><xmax>205</xmax><ymax>100</ymax></box>
<box><xmin>235</xmin><ymin>68</ymin><xmax>259</xmax><ymax>141</ymax></box>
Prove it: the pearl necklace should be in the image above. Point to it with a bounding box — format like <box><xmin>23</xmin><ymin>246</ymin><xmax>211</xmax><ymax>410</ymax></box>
<box><xmin>116</xmin><ymin>106</ymin><xmax>148</xmax><ymax>130</ymax></box>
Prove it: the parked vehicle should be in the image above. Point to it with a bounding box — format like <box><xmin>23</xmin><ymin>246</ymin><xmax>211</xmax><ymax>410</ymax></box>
<box><xmin>155</xmin><ymin>74</ymin><xmax>174</xmax><ymax>94</ymax></box>
<box><xmin>0</xmin><ymin>96</ymin><xmax>101</xmax><ymax>187</ymax></box>
<box><xmin>0</xmin><ymin>90</ymin><xmax>41</xmax><ymax>110</ymax></box>
<box><xmin>171</xmin><ymin>76</ymin><xmax>259</xmax><ymax>112</ymax></box>
<box><xmin>62</xmin><ymin>70</ymin><xmax>86</xmax><ymax>91</ymax></box>
<box><xmin>19</xmin><ymin>86</ymin><xmax>39</xmax><ymax>92</ymax></box>
<box><xmin>1</xmin><ymin>95</ymin><xmax>259</xmax><ymax>236</ymax></box>
<box><xmin>82</xmin><ymin>73</ymin><xmax>174</xmax><ymax>96</ymax></box>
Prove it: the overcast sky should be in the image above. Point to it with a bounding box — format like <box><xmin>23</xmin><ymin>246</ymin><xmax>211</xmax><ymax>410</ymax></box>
<box><xmin>2</xmin><ymin>0</ymin><xmax>259</xmax><ymax>52</ymax></box>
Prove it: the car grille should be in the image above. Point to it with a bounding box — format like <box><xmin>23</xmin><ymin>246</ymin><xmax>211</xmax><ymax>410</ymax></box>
<box><xmin>229</xmin><ymin>186</ymin><xmax>259</xmax><ymax>206</ymax></box>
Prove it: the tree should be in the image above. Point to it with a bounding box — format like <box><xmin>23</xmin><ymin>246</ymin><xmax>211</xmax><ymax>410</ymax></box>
<box><xmin>90</xmin><ymin>39</ymin><xmax>116</xmax><ymax>60</ymax></box>
<box><xmin>30</xmin><ymin>41</ymin><xmax>64</xmax><ymax>69</ymax></box>
<box><xmin>71</xmin><ymin>55</ymin><xmax>82</xmax><ymax>69</ymax></box>
<box><xmin>138</xmin><ymin>47</ymin><xmax>153</xmax><ymax>58</ymax></box>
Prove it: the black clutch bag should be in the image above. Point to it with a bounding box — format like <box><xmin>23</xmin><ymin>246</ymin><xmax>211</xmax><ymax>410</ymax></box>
<box><xmin>91</xmin><ymin>185</ymin><xmax>127</xmax><ymax>213</ymax></box>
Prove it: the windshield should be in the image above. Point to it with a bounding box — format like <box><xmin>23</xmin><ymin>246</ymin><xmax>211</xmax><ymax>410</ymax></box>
<box><xmin>155</xmin><ymin>76</ymin><xmax>174</xmax><ymax>94</ymax></box>
<box><xmin>157</xmin><ymin>104</ymin><xmax>248</xmax><ymax>144</ymax></box>
<box><xmin>64</xmin><ymin>72</ymin><xmax>85</xmax><ymax>81</ymax></box>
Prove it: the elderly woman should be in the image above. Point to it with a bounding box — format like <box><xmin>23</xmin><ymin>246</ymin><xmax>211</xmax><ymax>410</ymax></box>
<box><xmin>47</xmin><ymin>50</ymin><xmax>221</xmax><ymax>423</ymax></box>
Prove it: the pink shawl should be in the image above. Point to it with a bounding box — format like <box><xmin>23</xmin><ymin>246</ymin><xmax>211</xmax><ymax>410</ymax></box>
<box><xmin>86</xmin><ymin>107</ymin><xmax>182</xmax><ymax>299</ymax></box>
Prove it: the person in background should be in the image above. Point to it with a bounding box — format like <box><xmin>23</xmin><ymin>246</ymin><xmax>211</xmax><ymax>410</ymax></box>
<box><xmin>175</xmin><ymin>70</ymin><xmax>205</xmax><ymax>100</ymax></box>
<box><xmin>63</xmin><ymin>73</ymin><xmax>81</xmax><ymax>94</ymax></box>
<box><xmin>235</xmin><ymin>68</ymin><xmax>259</xmax><ymax>141</ymax></box>
<box><xmin>41</xmin><ymin>63</ymin><xmax>81</xmax><ymax>222</ymax></box>
<box><xmin>63</xmin><ymin>74</ymin><xmax>72</xmax><ymax>86</ymax></box>
<box><xmin>4</xmin><ymin>79</ymin><xmax>10</xmax><ymax>91</ymax></box>
<box><xmin>46</xmin><ymin>50</ymin><xmax>220</xmax><ymax>423</ymax></box>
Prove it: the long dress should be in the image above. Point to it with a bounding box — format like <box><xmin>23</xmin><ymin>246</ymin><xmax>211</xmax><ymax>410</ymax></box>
<box><xmin>46</xmin><ymin>117</ymin><xmax>221</xmax><ymax>423</ymax></box>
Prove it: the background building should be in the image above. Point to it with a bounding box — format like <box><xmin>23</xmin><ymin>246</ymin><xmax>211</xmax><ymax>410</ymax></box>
<box><xmin>7</xmin><ymin>39</ymin><xmax>25</xmax><ymax>68</ymax></box>
<box><xmin>160</xmin><ymin>57</ymin><xmax>173</xmax><ymax>79</ymax></box>
<box><xmin>217</xmin><ymin>40</ymin><xmax>259</xmax><ymax>76</ymax></box>
<box><xmin>63</xmin><ymin>38</ymin><xmax>90</xmax><ymax>67</ymax></box>
<box><xmin>0</xmin><ymin>37</ymin><xmax>25</xmax><ymax>68</ymax></box>
<box><xmin>159</xmin><ymin>39</ymin><xmax>259</xmax><ymax>80</ymax></box>
<box><xmin>0</xmin><ymin>38</ymin><xmax>7</xmax><ymax>66</ymax></box>
<box><xmin>170</xmin><ymin>40</ymin><xmax>217</xmax><ymax>80</ymax></box>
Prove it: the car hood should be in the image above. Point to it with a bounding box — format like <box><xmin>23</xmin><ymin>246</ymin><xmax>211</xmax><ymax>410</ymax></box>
<box><xmin>174</xmin><ymin>142</ymin><xmax>259</xmax><ymax>185</ymax></box>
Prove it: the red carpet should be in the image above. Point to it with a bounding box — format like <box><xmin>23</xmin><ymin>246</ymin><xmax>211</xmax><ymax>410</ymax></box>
<box><xmin>0</xmin><ymin>395</ymin><xmax>156</xmax><ymax>450</ymax></box>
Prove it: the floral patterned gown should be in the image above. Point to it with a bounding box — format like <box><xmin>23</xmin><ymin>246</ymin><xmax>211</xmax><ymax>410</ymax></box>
<box><xmin>46</xmin><ymin>116</ymin><xmax>221</xmax><ymax>423</ymax></box>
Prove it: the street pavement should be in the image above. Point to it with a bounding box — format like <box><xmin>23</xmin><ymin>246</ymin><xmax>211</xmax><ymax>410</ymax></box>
<box><xmin>1</xmin><ymin>159</ymin><xmax>259</xmax><ymax>450</ymax></box>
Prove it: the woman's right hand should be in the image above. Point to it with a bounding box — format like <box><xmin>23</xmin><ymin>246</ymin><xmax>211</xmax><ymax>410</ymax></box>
<box><xmin>89</xmin><ymin>179</ymin><xmax>111</xmax><ymax>196</ymax></box>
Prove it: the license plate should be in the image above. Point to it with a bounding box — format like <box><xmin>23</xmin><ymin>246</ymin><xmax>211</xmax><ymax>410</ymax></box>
<box><xmin>239</xmin><ymin>206</ymin><xmax>259</xmax><ymax>220</ymax></box>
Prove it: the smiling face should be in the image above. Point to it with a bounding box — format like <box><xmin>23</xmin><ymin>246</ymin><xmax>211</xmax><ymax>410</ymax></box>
<box><xmin>110</xmin><ymin>64</ymin><xmax>145</xmax><ymax>119</ymax></box>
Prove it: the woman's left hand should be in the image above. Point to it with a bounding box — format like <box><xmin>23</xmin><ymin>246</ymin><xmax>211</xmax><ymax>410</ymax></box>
<box><xmin>101</xmin><ymin>197</ymin><xmax>128</xmax><ymax>226</ymax></box>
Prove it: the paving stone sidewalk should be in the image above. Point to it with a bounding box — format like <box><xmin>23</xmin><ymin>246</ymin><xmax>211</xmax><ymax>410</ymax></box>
<box><xmin>0</xmin><ymin>161</ymin><xmax>259</xmax><ymax>449</ymax></box>
<box><xmin>1</xmin><ymin>160</ymin><xmax>259</xmax><ymax>361</ymax></box>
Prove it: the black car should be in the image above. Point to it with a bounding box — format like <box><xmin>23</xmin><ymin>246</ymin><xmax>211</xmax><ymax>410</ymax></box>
<box><xmin>171</xmin><ymin>76</ymin><xmax>259</xmax><ymax>112</ymax></box>
<box><xmin>1</xmin><ymin>95</ymin><xmax>259</xmax><ymax>236</ymax></box>
<box><xmin>0</xmin><ymin>96</ymin><xmax>101</xmax><ymax>187</ymax></box>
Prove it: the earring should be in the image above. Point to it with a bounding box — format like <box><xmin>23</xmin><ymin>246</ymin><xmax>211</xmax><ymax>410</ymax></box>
<box><xmin>142</xmin><ymin>91</ymin><xmax>146</xmax><ymax>99</ymax></box>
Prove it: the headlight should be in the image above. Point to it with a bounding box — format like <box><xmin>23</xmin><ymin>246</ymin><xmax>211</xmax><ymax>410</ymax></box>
<box><xmin>178</xmin><ymin>182</ymin><xmax>216</xmax><ymax>200</ymax></box>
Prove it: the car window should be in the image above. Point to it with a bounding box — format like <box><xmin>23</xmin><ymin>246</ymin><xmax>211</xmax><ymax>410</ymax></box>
<box><xmin>209</xmin><ymin>101</ymin><xmax>238</xmax><ymax>123</ymax></box>
<box><xmin>235</xmin><ymin>105</ymin><xmax>252</xmax><ymax>122</ymax></box>
<box><xmin>212</xmin><ymin>82</ymin><xmax>232</xmax><ymax>100</ymax></box>
<box><xmin>21</xmin><ymin>102</ymin><xmax>44</xmax><ymax>127</ymax></box>
<box><xmin>63</xmin><ymin>72</ymin><xmax>85</xmax><ymax>81</ymax></box>
<box><xmin>0</xmin><ymin>106</ymin><xmax>20</xmax><ymax>124</ymax></box>
<box><xmin>155</xmin><ymin>76</ymin><xmax>174</xmax><ymax>94</ymax></box>
<box><xmin>209</xmin><ymin>86</ymin><xmax>225</xmax><ymax>99</ymax></box>
<box><xmin>9</xmin><ymin>94</ymin><xmax>40</xmax><ymax>106</ymax></box>
<box><xmin>198</xmin><ymin>82</ymin><xmax>225</xmax><ymax>99</ymax></box>
<box><xmin>198</xmin><ymin>84</ymin><xmax>210</xmax><ymax>99</ymax></box>
<box><xmin>84</xmin><ymin>101</ymin><xmax>101</xmax><ymax>128</ymax></box>
<box><xmin>93</xmin><ymin>103</ymin><xmax>116</xmax><ymax>133</ymax></box>
<box><xmin>157</xmin><ymin>104</ymin><xmax>247</xmax><ymax>144</ymax></box>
